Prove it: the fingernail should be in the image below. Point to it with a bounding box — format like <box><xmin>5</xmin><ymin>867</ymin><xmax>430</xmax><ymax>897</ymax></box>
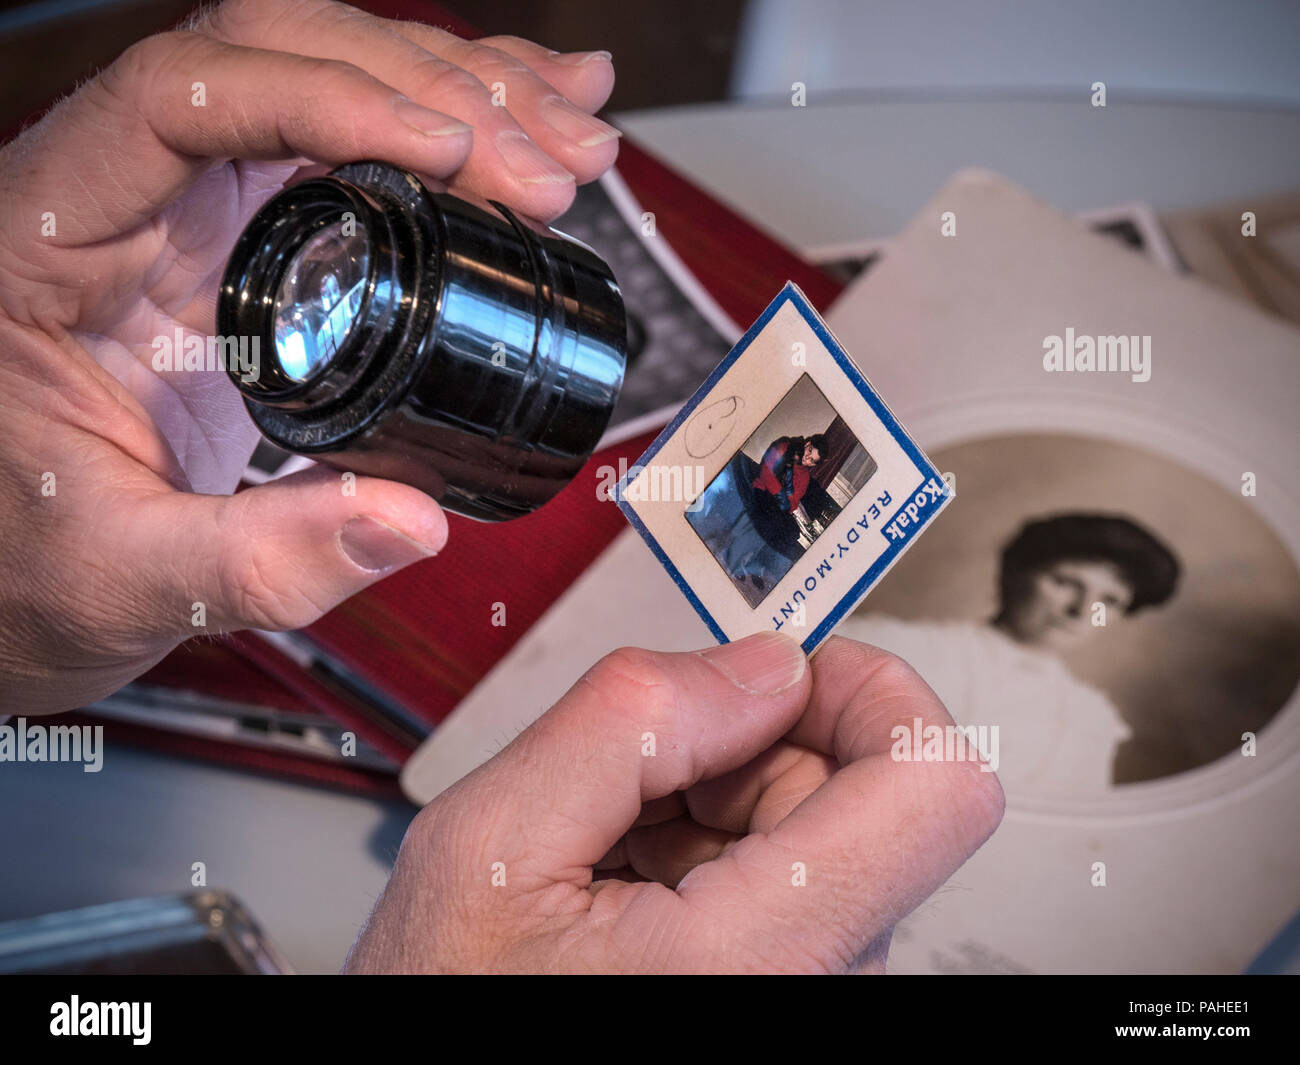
<box><xmin>392</xmin><ymin>96</ymin><xmax>472</xmax><ymax>137</ymax></box>
<box><xmin>699</xmin><ymin>632</ymin><xmax>807</xmax><ymax>694</ymax></box>
<box><xmin>551</xmin><ymin>49</ymin><xmax>612</xmax><ymax>67</ymax></box>
<box><xmin>540</xmin><ymin>95</ymin><xmax>621</xmax><ymax>148</ymax></box>
<box><xmin>495</xmin><ymin>129</ymin><xmax>574</xmax><ymax>185</ymax></box>
<box><xmin>338</xmin><ymin>516</ymin><xmax>439</xmax><ymax>574</ymax></box>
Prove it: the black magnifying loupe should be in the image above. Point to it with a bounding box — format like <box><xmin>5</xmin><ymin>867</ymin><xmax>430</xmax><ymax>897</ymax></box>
<box><xmin>216</xmin><ymin>161</ymin><xmax>627</xmax><ymax>521</ymax></box>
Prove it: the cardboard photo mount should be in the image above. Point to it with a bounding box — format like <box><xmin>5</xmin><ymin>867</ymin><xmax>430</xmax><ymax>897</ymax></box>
<box><xmin>615</xmin><ymin>283</ymin><xmax>952</xmax><ymax>654</ymax></box>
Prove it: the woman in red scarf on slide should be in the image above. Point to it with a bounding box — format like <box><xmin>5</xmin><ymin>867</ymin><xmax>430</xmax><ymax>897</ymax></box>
<box><xmin>749</xmin><ymin>434</ymin><xmax>827</xmax><ymax>560</ymax></box>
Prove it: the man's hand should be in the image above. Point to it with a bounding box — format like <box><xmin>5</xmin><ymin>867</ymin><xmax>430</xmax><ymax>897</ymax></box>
<box><xmin>0</xmin><ymin>0</ymin><xmax>620</xmax><ymax>712</ymax></box>
<box><xmin>345</xmin><ymin>633</ymin><xmax>1005</xmax><ymax>973</ymax></box>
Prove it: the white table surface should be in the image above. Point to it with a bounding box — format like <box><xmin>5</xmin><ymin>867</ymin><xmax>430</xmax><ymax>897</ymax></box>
<box><xmin>3</xmin><ymin>93</ymin><xmax>1297</xmax><ymax>975</ymax></box>
<box><xmin>614</xmin><ymin>94</ymin><xmax>1300</xmax><ymax>254</ymax></box>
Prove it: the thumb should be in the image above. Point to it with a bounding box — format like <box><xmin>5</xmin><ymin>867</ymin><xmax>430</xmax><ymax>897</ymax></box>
<box><xmin>132</xmin><ymin>467</ymin><xmax>447</xmax><ymax>635</ymax></box>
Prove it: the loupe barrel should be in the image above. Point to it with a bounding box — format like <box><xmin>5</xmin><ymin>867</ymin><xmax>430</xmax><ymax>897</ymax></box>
<box><xmin>217</xmin><ymin>162</ymin><xmax>627</xmax><ymax>522</ymax></box>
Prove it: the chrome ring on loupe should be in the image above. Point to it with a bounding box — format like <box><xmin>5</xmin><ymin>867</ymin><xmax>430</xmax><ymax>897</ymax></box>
<box><xmin>217</xmin><ymin>161</ymin><xmax>627</xmax><ymax>522</ymax></box>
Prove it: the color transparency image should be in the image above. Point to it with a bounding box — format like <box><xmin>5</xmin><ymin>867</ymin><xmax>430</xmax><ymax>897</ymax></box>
<box><xmin>686</xmin><ymin>374</ymin><xmax>878</xmax><ymax>608</ymax></box>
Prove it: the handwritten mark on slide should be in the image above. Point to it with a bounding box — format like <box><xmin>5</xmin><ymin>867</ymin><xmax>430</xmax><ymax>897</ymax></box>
<box><xmin>685</xmin><ymin>395</ymin><xmax>744</xmax><ymax>458</ymax></box>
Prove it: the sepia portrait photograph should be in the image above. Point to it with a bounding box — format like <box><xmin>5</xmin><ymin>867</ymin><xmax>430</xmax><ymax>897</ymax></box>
<box><xmin>837</xmin><ymin>432</ymin><xmax>1300</xmax><ymax>802</ymax></box>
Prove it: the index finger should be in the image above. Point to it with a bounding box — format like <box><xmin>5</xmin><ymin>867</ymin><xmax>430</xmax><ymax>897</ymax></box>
<box><xmin>420</xmin><ymin>633</ymin><xmax>812</xmax><ymax>887</ymax></box>
<box><xmin>0</xmin><ymin>30</ymin><xmax>472</xmax><ymax>249</ymax></box>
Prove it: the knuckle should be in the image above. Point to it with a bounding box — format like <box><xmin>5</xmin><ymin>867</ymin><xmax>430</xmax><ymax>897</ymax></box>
<box><xmin>277</xmin><ymin>57</ymin><xmax>374</xmax><ymax>143</ymax></box>
<box><xmin>100</xmin><ymin>30</ymin><xmax>209</xmax><ymax>116</ymax></box>
<box><xmin>582</xmin><ymin>646</ymin><xmax>678</xmax><ymax>722</ymax></box>
<box><xmin>476</xmin><ymin>34</ymin><xmax>536</xmax><ymax>55</ymax></box>
<box><xmin>408</xmin><ymin>58</ymin><xmax>487</xmax><ymax>106</ymax></box>
<box><xmin>461</xmin><ymin>43</ymin><xmax>533</xmax><ymax>82</ymax></box>
<box><xmin>304</xmin><ymin>55</ymin><xmax>375</xmax><ymax>95</ymax></box>
<box><xmin>100</xmin><ymin>33</ymin><xmax>172</xmax><ymax>98</ymax></box>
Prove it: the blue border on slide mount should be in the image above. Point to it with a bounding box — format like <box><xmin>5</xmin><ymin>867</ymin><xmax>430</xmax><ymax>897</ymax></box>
<box><xmin>615</xmin><ymin>282</ymin><xmax>950</xmax><ymax>655</ymax></box>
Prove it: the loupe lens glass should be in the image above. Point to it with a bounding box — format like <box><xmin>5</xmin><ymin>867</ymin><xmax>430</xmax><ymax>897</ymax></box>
<box><xmin>272</xmin><ymin>220</ymin><xmax>369</xmax><ymax>381</ymax></box>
